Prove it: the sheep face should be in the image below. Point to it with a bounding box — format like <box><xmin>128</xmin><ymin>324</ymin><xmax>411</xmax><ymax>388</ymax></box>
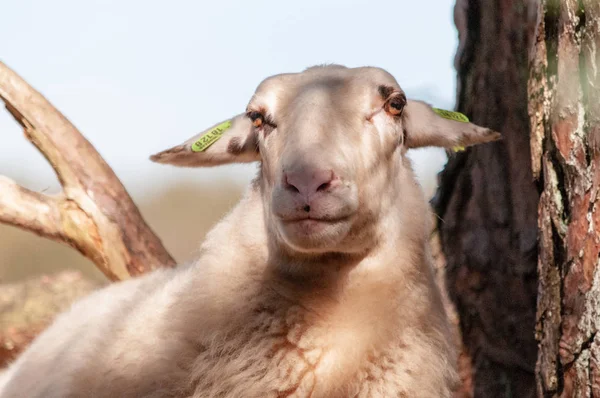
<box><xmin>150</xmin><ymin>65</ymin><xmax>501</xmax><ymax>255</ymax></box>
<box><xmin>252</xmin><ymin>67</ymin><xmax>408</xmax><ymax>254</ymax></box>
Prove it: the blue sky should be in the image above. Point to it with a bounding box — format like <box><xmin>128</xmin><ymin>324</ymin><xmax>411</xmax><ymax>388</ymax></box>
<box><xmin>0</xmin><ymin>0</ymin><xmax>458</xmax><ymax>197</ymax></box>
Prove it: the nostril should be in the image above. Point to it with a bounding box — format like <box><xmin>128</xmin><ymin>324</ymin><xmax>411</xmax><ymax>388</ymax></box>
<box><xmin>316</xmin><ymin>182</ymin><xmax>330</xmax><ymax>192</ymax></box>
<box><xmin>314</xmin><ymin>170</ymin><xmax>335</xmax><ymax>193</ymax></box>
<box><xmin>284</xmin><ymin>174</ymin><xmax>300</xmax><ymax>193</ymax></box>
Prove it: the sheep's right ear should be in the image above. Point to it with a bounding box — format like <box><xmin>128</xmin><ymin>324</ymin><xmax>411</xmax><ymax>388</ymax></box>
<box><xmin>402</xmin><ymin>100</ymin><xmax>502</xmax><ymax>150</ymax></box>
<box><xmin>149</xmin><ymin>113</ymin><xmax>260</xmax><ymax>167</ymax></box>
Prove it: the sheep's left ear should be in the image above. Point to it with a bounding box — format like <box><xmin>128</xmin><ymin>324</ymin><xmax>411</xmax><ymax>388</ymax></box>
<box><xmin>402</xmin><ymin>100</ymin><xmax>501</xmax><ymax>150</ymax></box>
<box><xmin>149</xmin><ymin>113</ymin><xmax>260</xmax><ymax>167</ymax></box>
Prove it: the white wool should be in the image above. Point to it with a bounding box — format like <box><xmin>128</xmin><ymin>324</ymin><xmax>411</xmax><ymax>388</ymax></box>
<box><xmin>0</xmin><ymin>65</ymin><xmax>500</xmax><ymax>398</ymax></box>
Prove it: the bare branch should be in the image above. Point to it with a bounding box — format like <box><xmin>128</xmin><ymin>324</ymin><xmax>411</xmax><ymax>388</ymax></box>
<box><xmin>0</xmin><ymin>176</ymin><xmax>65</xmax><ymax>241</ymax></box>
<box><xmin>0</xmin><ymin>60</ymin><xmax>176</xmax><ymax>280</ymax></box>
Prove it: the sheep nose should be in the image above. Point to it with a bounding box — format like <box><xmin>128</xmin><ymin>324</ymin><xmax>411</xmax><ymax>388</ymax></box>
<box><xmin>284</xmin><ymin>169</ymin><xmax>337</xmax><ymax>198</ymax></box>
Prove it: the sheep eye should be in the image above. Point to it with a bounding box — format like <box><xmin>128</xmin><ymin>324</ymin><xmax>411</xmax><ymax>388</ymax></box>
<box><xmin>385</xmin><ymin>95</ymin><xmax>406</xmax><ymax>116</ymax></box>
<box><xmin>248</xmin><ymin>111</ymin><xmax>264</xmax><ymax>128</ymax></box>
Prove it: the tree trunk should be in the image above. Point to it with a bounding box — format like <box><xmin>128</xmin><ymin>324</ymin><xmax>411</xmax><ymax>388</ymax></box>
<box><xmin>433</xmin><ymin>0</ymin><xmax>540</xmax><ymax>396</ymax></box>
<box><xmin>531</xmin><ymin>0</ymin><xmax>600</xmax><ymax>396</ymax></box>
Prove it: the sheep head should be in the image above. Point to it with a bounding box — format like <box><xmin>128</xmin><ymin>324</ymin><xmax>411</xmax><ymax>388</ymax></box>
<box><xmin>150</xmin><ymin>65</ymin><xmax>500</xmax><ymax>256</ymax></box>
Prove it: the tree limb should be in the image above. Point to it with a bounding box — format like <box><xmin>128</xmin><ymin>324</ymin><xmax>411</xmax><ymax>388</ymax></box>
<box><xmin>0</xmin><ymin>60</ymin><xmax>176</xmax><ymax>280</ymax></box>
<box><xmin>0</xmin><ymin>176</ymin><xmax>64</xmax><ymax>240</ymax></box>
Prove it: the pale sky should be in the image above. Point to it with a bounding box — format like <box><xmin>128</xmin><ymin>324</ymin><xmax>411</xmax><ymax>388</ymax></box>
<box><xmin>1</xmin><ymin>0</ymin><xmax>458</xmax><ymax>197</ymax></box>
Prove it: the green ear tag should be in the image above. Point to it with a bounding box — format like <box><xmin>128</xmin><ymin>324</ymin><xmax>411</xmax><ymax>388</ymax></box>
<box><xmin>432</xmin><ymin>108</ymin><xmax>470</xmax><ymax>123</ymax></box>
<box><xmin>432</xmin><ymin>108</ymin><xmax>469</xmax><ymax>152</ymax></box>
<box><xmin>191</xmin><ymin>120</ymin><xmax>232</xmax><ymax>152</ymax></box>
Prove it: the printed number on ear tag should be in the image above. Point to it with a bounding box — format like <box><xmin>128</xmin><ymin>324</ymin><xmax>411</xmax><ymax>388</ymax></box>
<box><xmin>432</xmin><ymin>108</ymin><xmax>469</xmax><ymax>152</ymax></box>
<box><xmin>191</xmin><ymin>120</ymin><xmax>232</xmax><ymax>152</ymax></box>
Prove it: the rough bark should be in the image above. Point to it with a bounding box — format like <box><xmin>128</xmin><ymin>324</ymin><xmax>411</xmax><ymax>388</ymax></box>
<box><xmin>0</xmin><ymin>61</ymin><xmax>176</xmax><ymax>281</ymax></box>
<box><xmin>531</xmin><ymin>0</ymin><xmax>600</xmax><ymax>396</ymax></box>
<box><xmin>433</xmin><ymin>0</ymin><xmax>541</xmax><ymax>396</ymax></box>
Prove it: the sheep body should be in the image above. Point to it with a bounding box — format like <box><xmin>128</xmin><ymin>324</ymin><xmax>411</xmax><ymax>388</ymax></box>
<box><xmin>0</xmin><ymin>65</ymin><xmax>501</xmax><ymax>397</ymax></box>
<box><xmin>2</xmin><ymin>183</ymin><xmax>454</xmax><ymax>397</ymax></box>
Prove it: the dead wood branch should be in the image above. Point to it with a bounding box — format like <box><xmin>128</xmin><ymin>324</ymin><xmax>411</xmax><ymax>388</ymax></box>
<box><xmin>0</xmin><ymin>61</ymin><xmax>175</xmax><ymax>280</ymax></box>
<box><xmin>0</xmin><ymin>270</ymin><xmax>103</xmax><ymax>367</ymax></box>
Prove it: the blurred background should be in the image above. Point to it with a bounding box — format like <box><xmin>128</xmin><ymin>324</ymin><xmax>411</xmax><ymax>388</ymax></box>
<box><xmin>0</xmin><ymin>0</ymin><xmax>457</xmax><ymax>284</ymax></box>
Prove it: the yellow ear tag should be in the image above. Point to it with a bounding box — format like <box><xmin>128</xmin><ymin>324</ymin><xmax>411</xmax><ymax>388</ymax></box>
<box><xmin>191</xmin><ymin>120</ymin><xmax>232</xmax><ymax>152</ymax></box>
<box><xmin>432</xmin><ymin>108</ymin><xmax>470</xmax><ymax>123</ymax></box>
<box><xmin>432</xmin><ymin>108</ymin><xmax>469</xmax><ymax>152</ymax></box>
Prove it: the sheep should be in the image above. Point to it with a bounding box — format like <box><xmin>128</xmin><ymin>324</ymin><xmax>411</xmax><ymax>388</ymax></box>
<box><xmin>0</xmin><ymin>64</ymin><xmax>500</xmax><ymax>398</ymax></box>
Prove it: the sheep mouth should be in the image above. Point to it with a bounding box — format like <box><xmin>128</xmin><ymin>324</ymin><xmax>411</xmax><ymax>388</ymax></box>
<box><xmin>279</xmin><ymin>215</ymin><xmax>351</xmax><ymax>225</ymax></box>
<box><xmin>286</xmin><ymin>216</ymin><xmax>344</xmax><ymax>222</ymax></box>
<box><xmin>279</xmin><ymin>215</ymin><xmax>352</xmax><ymax>238</ymax></box>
